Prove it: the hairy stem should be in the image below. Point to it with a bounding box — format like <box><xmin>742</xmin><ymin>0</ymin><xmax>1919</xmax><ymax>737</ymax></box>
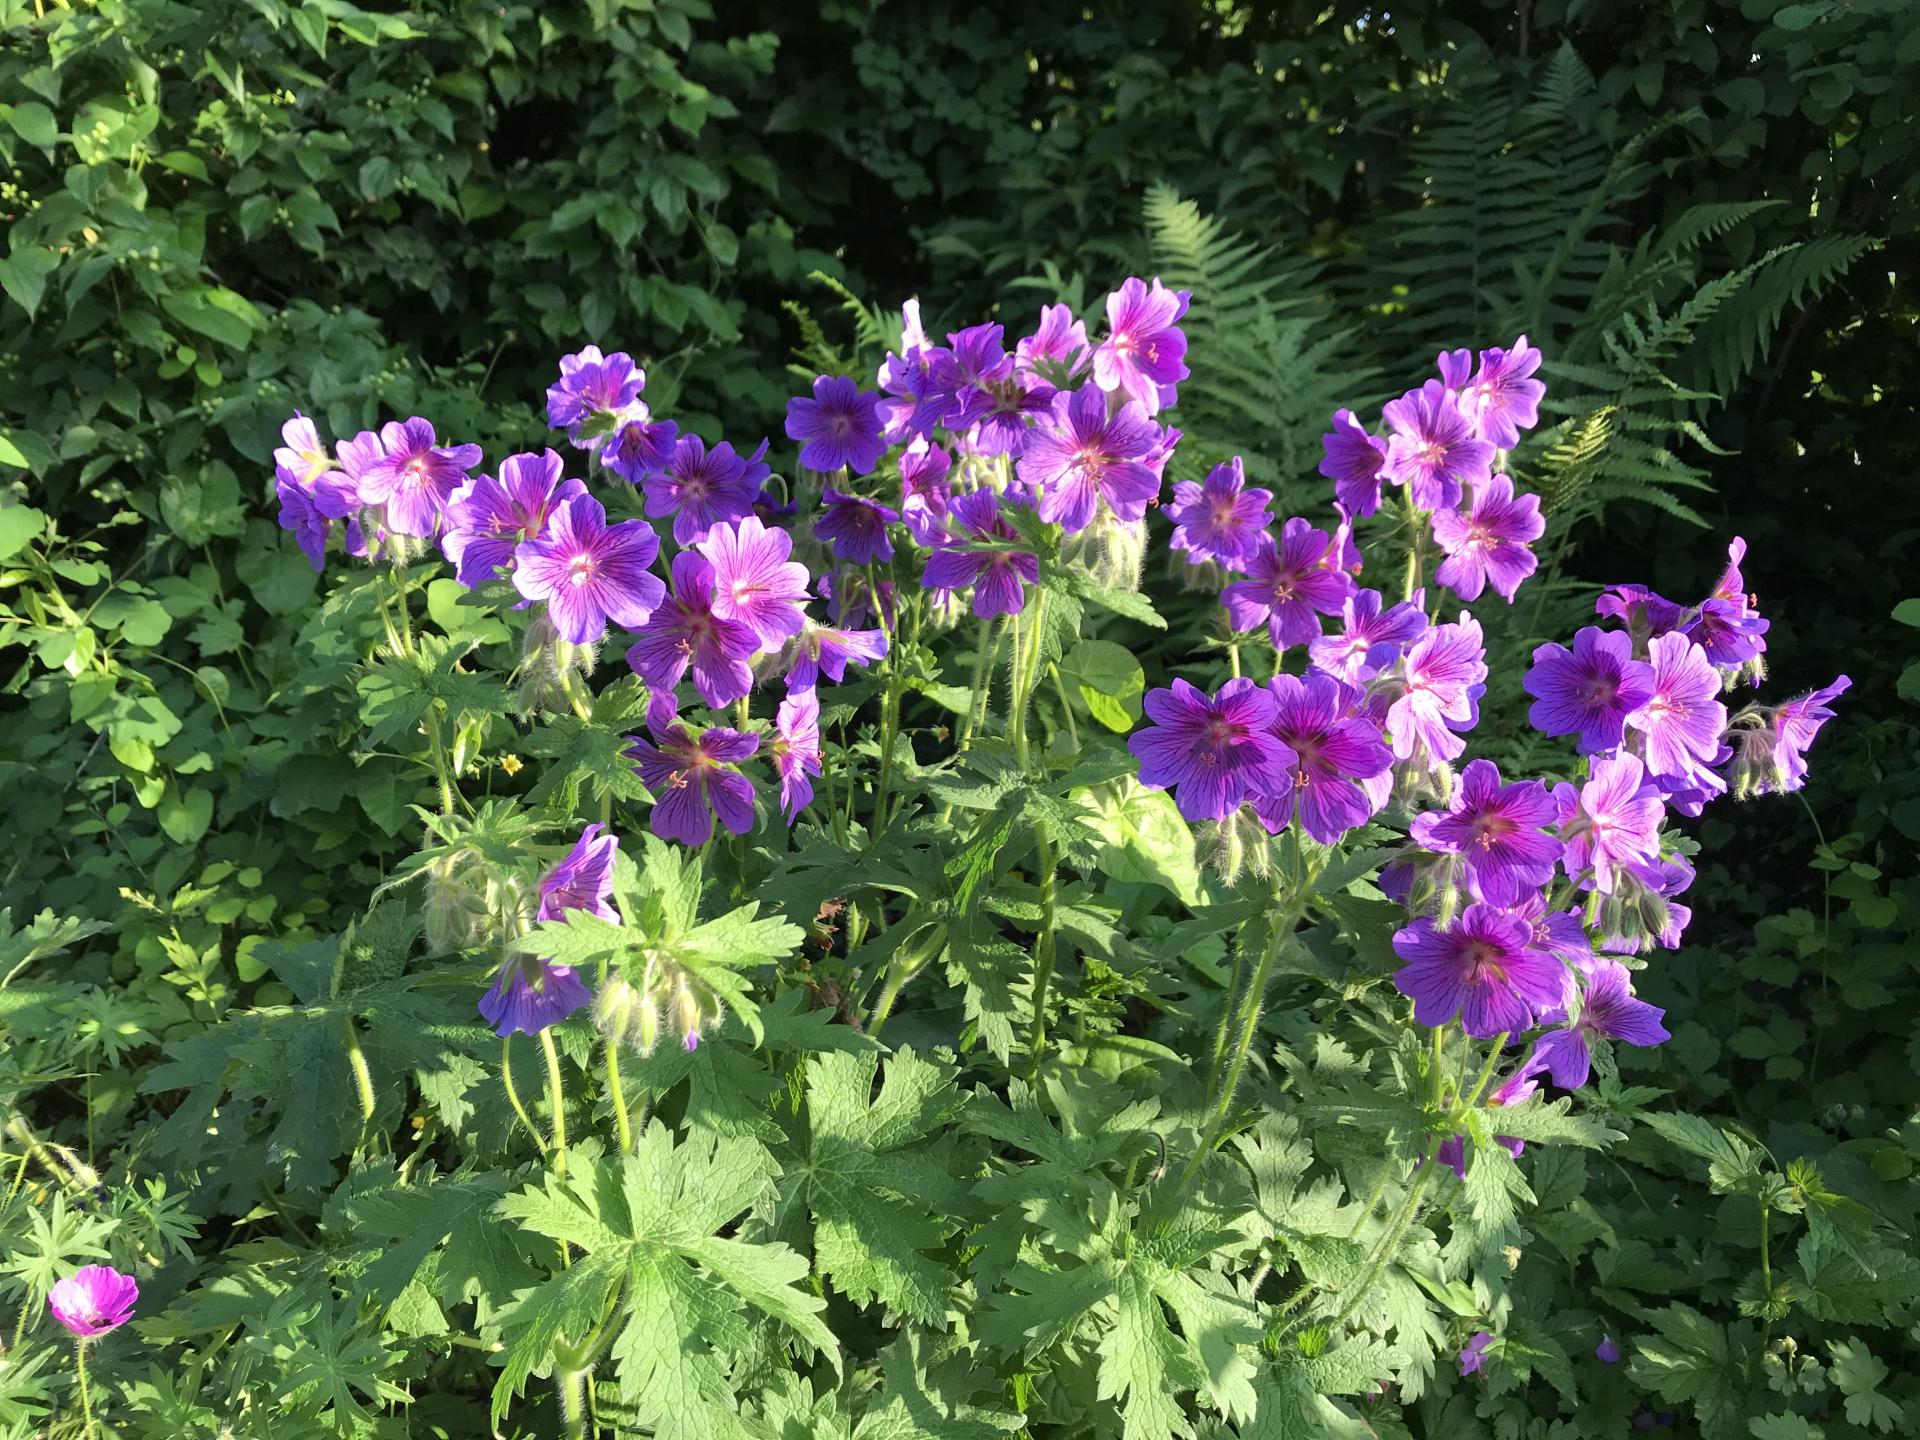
<box><xmin>1023</xmin><ymin>837</ymin><xmax>1060</xmax><ymax>1081</ymax></box>
<box><xmin>540</xmin><ymin>1029</ymin><xmax>569</xmax><ymax>1175</ymax></box>
<box><xmin>75</xmin><ymin>1342</ymin><xmax>96</xmax><ymax>1440</ymax></box>
<box><xmin>344</xmin><ymin>1021</ymin><xmax>376</xmax><ymax>1126</ymax></box>
<box><xmin>501</xmin><ymin>1035</ymin><xmax>549</xmax><ymax>1156</ymax></box>
<box><xmin>604</xmin><ymin>1039</ymin><xmax>633</xmax><ymax>1154</ymax></box>
<box><xmin>1325</xmin><ymin>1158</ymin><xmax>1436</xmax><ymax>1332</ymax></box>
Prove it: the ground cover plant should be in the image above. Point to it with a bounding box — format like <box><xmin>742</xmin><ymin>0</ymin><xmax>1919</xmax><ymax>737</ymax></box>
<box><xmin>7</xmin><ymin>265</ymin><xmax>1911</xmax><ymax>1440</ymax></box>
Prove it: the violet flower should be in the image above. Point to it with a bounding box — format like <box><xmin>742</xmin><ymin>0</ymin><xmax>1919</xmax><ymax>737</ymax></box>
<box><xmin>603</xmin><ymin>415</ymin><xmax>681</xmax><ymax>485</ymax></box>
<box><xmin>626</xmin><ymin>720</ymin><xmax>761</xmax><ymax>847</ymax></box>
<box><xmin>1524</xmin><ymin>627</ymin><xmax>1656</xmax><ymax>755</ymax></box>
<box><xmin>1127</xmin><ymin>677</ymin><xmax>1294</xmax><ymax>822</ymax></box>
<box><xmin>1393</xmin><ymin>904</ymin><xmax>1569</xmax><ymax>1038</ymax></box>
<box><xmin>698</xmin><ymin>515</ymin><xmax>813</xmax><ymax>647</ymax></box>
<box><xmin>48</xmin><ymin>1265</ymin><xmax>138</xmax><ymax>1340</ymax></box>
<box><xmin>1220</xmin><ymin>517</ymin><xmax>1354</xmax><ymax>649</ymax></box>
<box><xmin>1309</xmin><ymin>588</ymin><xmax>1429</xmax><ymax>687</ymax></box>
<box><xmin>536</xmin><ymin>823</ymin><xmax>621</xmax><ymax>924</ymax></box>
<box><xmin>441</xmin><ymin>449</ymin><xmax>584</xmax><ymax>589</ymax></box>
<box><xmin>922</xmin><ymin>489</ymin><xmax>1039</xmax><ymax>619</ymax></box>
<box><xmin>511</xmin><ymin>494</ymin><xmax>665</xmax><ymax>645</ymax></box>
<box><xmin>814</xmin><ymin>488</ymin><xmax>900</xmax><ymax>565</ymax></box>
<box><xmin>1457</xmin><ymin>336</ymin><xmax>1545</xmax><ymax>449</ymax></box>
<box><xmin>782</xmin><ymin>622</ymin><xmax>889</xmax><ymax>691</ymax></box>
<box><xmin>1016</xmin><ymin>302</ymin><xmax>1090</xmax><ymax>383</ymax></box>
<box><xmin>624</xmin><ymin>551</ymin><xmax>761</xmax><ymax>708</ymax></box>
<box><xmin>1385</xmin><ymin>613</ymin><xmax>1488</xmax><ymax>768</ymax></box>
<box><xmin>1167</xmin><ymin>457</ymin><xmax>1272</xmax><ymax>569</ymax></box>
<box><xmin>479</xmin><ymin>962</ymin><xmax>592</xmax><ymax>1038</ymax></box>
<box><xmin>1381</xmin><ymin>380</ymin><xmax>1495</xmax><ymax>513</ymax></box>
<box><xmin>770</xmin><ymin>687</ymin><xmax>823</xmax><ymax>822</ymax></box>
<box><xmin>357</xmin><ymin>417</ymin><xmax>482</xmax><ymax>538</ymax></box>
<box><xmin>1017</xmin><ymin>383</ymin><xmax>1163</xmax><ymax>534</ymax></box>
<box><xmin>787</xmin><ymin>375</ymin><xmax>887</xmax><ymax>475</ymax></box>
<box><xmin>1528</xmin><ymin>956</ymin><xmax>1670</xmax><ymax>1090</ymax></box>
<box><xmin>1431</xmin><ymin>474</ymin><xmax>1544</xmax><ymax>603</ymax></box>
<box><xmin>1409</xmin><ymin>758</ymin><xmax>1560</xmax><ymax>907</ymax></box>
<box><xmin>1091</xmin><ymin>276</ymin><xmax>1191</xmax><ymax>414</ymax></box>
<box><xmin>1319</xmin><ymin>408</ymin><xmax>1389</xmax><ymax>518</ymax></box>
<box><xmin>643</xmin><ymin>435</ymin><xmax>768</xmax><ymax>546</ymax></box>
<box><xmin>897</xmin><ymin>439</ymin><xmax>954</xmax><ymax>545</ymax></box>
<box><xmin>546</xmin><ymin>346</ymin><xmax>646</xmax><ymax>447</ymax></box>
<box><xmin>1553</xmin><ymin>753</ymin><xmax>1664</xmax><ymax>895</ymax></box>
<box><xmin>1249</xmin><ymin>672</ymin><xmax>1393</xmax><ymax>844</ymax></box>
<box><xmin>1624</xmin><ymin>632</ymin><xmax>1728</xmax><ymax>784</ymax></box>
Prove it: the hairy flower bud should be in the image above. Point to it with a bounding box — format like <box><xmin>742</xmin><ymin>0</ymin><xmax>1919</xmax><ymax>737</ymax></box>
<box><xmin>1063</xmin><ymin>508</ymin><xmax>1147</xmax><ymax>593</ymax></box>
<box><xmin>1201</xmin><ymin>807</ymin><xmax>1273</xmax><ymax>885</ymax></box>
<box><xmin>421</xmin><ymin>856</ymin><xmax>492</xmax><ymax>953</ymax></box>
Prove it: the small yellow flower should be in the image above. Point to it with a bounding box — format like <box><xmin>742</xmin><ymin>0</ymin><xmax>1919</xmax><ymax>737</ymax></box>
<box><xmin>500</xmin><ymin>753</ymin><xmax>524</xmax><ymax>776</ymax></box>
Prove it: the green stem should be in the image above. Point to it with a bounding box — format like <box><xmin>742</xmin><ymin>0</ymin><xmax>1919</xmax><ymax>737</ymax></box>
<box><xmin>1023</xmin><ymin>837</ymin><xmax>1060</xmax><ymax>1081</ymax></box>
<box><xmin>1758</xmin><ymin>1202</ymin><xmax>1774</xmax><ymax>1347</ymax></box>
<box><xmin>604</xmin><ymin>1039</ymin><xmax>633</xmax><ymax>1154</ymax></box>
<box><xmin>557</xmin><ymin>1364</ymin><xmax>587</xmax><ymax>1440</ymax></box>
<box><xmin>1463</xmin><ymin>1032</ymin><xmax>1511</xmax><ymax>1109</ymax></box>
<box><xmin>1324</xmin><ymin>1159</ymin><xmax>1437</xmax><ymax>1332</ymax></box>
<box><xmin>1344</xmin><ymin>1167</ymin><xmax>1395</xmax><ymax>1240</ymax></box>
<box><xmin>873</xmin><ymin>661</ymin><xmax>901</xmax><ymax>839</ymax></box>
<box><xmin>425</xmin><ymin>707</ymin><xmax>458</xmax><ymax>815</ymax></box>
<box><xmin>1402</xmin><ymin>493</ymin><xmax>1428</xmax><ymax>604</ymax></box>
<box><xmin>540</xmin><ymin>1029</ymin><xmax>569</xmax><ymax>1176</ymax></box>
<box><xmin>1205</xmin><ymin>934</ymin><xmax>1253</xmax><ymax>1103</ymax></box>
<box><xmin>1047</xmin><ymin>664</ymin><xmax>1080</xmax><ymax>748</ymax></box>
<box><xmin>1010</xmin><ymin>590</ymin><xmax>1050</xmax><ymax>769</ymax></box>
<box><xmin>1178</xmin><ymin>893</ymin><xmax>1305</xmax><ymax>1190</ymax></box>
<box><xmin>961</xmin><ymin>619</ymin><xmax>1000</xmax><ymax>750</ymax></box>
<box><xmin>75</xmin><ymin>1342</ymin><xmax>96</xmax><ymax>1440</ymax></box>
<box><xmin>502</xmin><ymin>1035</ymin><xmax>549</xmax><ymax>1156</ymax></box>
<box><xmin>391</xmin><ymin>563</ymin><xmax>416</xmax><ymax>656</ymax></box>
<box><xmin>344</xmin><ymin>1021</ymin><xmax>376</xmax><ymax>1126</ymax></box>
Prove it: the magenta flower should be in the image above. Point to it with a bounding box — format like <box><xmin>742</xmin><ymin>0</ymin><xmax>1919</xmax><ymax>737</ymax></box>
<box><xmin>1248</xmin><ymin>672</ymin><xmax>1393</xmax><ymax>844</ymax></box>
<box><xmin>1624</xmin><ymin>632</ymin><xmax>1728</xmax><ymax>783</ymax></box>
<box><xmin>814</xmin><ymin>488</ymin><xmax>900</xmax><ymax>565</ymax></box>
<box><xmin>512</xmin><ymin>494</ymin><xmax>665</xmax><ymax>645</ymax></box>
<box><xmin>1309</xmin><ymin>588</ymin><xmax>1429</xmax><ymax>686</ymax></box>
<box><xmin>626</xmin><ymin>721</ymin><xmax>761</xmax><ymax>847</ymax></box>
<box><xmin>1410</xmin><ymin>758</ymin><xmax>1560</xmax><ymax>907</ymax></box>
<box><xmin>1436</xmin><ymin>347</ymin><xmax>1474</xmax><ymax>391</ymax></box>
<box><xmin>1594</xmin><ymin>581</ymin><xmax>1685</xmax><ymax>644</ymax></box>
<box><xmin>769</xmin><ymin>687</ymin><xmax>823</xmax><ymax>822</ymax></box>
<box><xmin>1683</xmin><ymin>537</ymin><xmax>1768</xmax><ymax>672</ymax></box>
<box><xmin>1319</xmin><ymin>408</ymin><xmax>1389</xmax><ymax>518</ymax></box>
<box><xmin>1016</xmin><ymin>302</ymin><xmax>1090</xmax><ymax>383</ymax></box>
<box><xmin>782</xmin><ymin>622</ymin><xmax>889</xmax><ymax>691</ymax></box>
<box><xmin>1431</xmin><ymin>474</ymin><xmax>1544</xmax><ymax>603</ymax></box>
<box><xmin>441</xmin><ymin>450</ymin><xmax>585</xmax><ymax>589</ymax></box>
<box><xmin>357</xmin><ymin>418</ymin><xmax>482</xmax><ymax>537</ymax></box>
<box><xmin>1508</xmin><ymin>891</ymin><xmax>1593</xmax><ymax>969</ymax></box>
<box><xmin>786</xmin><ymin>375</ymin><xmax>887</xmax><ymax>475</ymax></box>
<box><xmin>1392</xmin><ymin>904</ymin><xmax>1569</xmax><ymax>1038</ymax></box>
<box><xmin>274</xmin><ymin>412</ymin><xmax>335</xmax><ymax>487</ymax></box>
<box><xmin>275</xmin><ymin>467</ymin><xmax>333</xmax><ymax>571</ymax></box>
<box><xmin>922</xmin><ymin>489</ymin><xmax>1039</xmax><ymax>619</ymax></box>
<box><xmin>625</xmin><ymin>551</ymin><xmax>761</xmax><ymax>708</ymax></box>
<box><xmin>1127</xmin><ymin>677</ymin><xmax>1294</xmax><ymax>822</ymax></box>
<box><xmin>1167</xmin><ymin>457</ymin><xmax>1272</xmax><ymax>569</ymax></box>
<box><xmin>1017</xmin><ymin>384</ymin><xmax>1163</xmax><ymax>534</ymax></box>
<box><xmin>480</xmin><ymin>961</ymin><xmax>592</xmax><ymax>1037</ymax></box>
<box><xmin>537</xmin><ymin>823</ymin><xmax>620</xmax><ymax>924</ymax></box>
<box><xmin>1457</xmin><ymin>336</ymin><xmax>1545</xmax><ymax>449</ymax></box>
<box><xmin>48</xmin><ymin>1265</ymin><xmax>138</xmax><ymax>1340</ymax></box>
<box><xmin>1524</xmin><ymin>627</ymin><xmax>1656</xmax><ymax>755</ymax></box>
<box><xmin>1091</xmin><ymin>276</ymin><xmax>1191</xmax><ymax>414</ymax></box>
<box><xmin>928</xmin><ymin>322</ymin><xmax>1015</xmax><ymax>430</ymax></box>
<box><xmin>603</xmin><ymin>415</ymin><xmax>681</xmax><ymax>485</ymax></box>
<box><xmin>1459</xmin><ymin>1332</ymin><xmax>1495</xmax><ymax>1378</ymax></box>
<box><xmin>1385</xmin><ymin>614</ymin><xmax>1488</xmax><ymax>768</ymax></box>
<box><xmin>1220</xmin><ymin>517</ymin><xmax>1354</xmax><ymax>649</ymax></box>
<box><xmin>1730</xmin><ymin>675</ymin><xmax>1850</xmax><ymax>797</ymax></box>
<box><xmin>897</xmin><ymin>439</ymin><xmax>953</xmax><ymax>545</ymax></box>
<box><xmin>546</xmin><ymin>346</ymin><xmax>646</xmax><ymax>446</ymax></box>
<box><xmin>1526</xmin><ymin>956</ymin><xmax>1669</xmax><ymax>1090</ymax></box>
<box><xmin>642</xmin><ymin>435</ymin><xmax>767</xmax><ymax>546</ymax></box>
<box><xmin>1381</xmin><ymin>380</ymin><xmax>1495</xmax><ymax>513</ymax></box>
<box><xmin>1553</xmin><ymin>753</ymin><xmax>1664</xmax><ymax>895</ymax></box>
<box><xmin>698</xmin><ymin>515</ymin><xmax>813</xmax><ymax>647</ymax></box>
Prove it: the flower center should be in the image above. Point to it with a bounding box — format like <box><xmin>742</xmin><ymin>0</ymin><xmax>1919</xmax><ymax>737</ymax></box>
<box><xmin>568</xmin><ymin>555</ymin><xmax>595</xmax><ymax>587</ymax></box>
<box><xmin>1464</xmin><ymin>941</ymin><xmax>1508</xmax><ymax>984</ymax></box>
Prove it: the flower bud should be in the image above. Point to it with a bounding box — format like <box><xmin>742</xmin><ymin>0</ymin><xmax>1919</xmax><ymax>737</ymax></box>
<box><xmin>422</xmin><ymin>856</ymin><xmax>492</xmax><ymax>953</ymax></box>
<box><xmin>1201</xmin><ymin>807</ymin><xmax>1273</xmax><ymax>885</ymax></box>
<box><xmin>1064</xmin><ymin>507</ymin><xmax>1147</xmax><ymax>593</ymax></box>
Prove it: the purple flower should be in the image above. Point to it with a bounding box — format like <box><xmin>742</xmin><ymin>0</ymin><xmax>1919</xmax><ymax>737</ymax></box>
<box><xmin>1683</xmin><ymin>537</ymin><xmax>1768</xmax><ymax>672</ymax></box>
<box><xmin>1016</xmin><ymin>302</ymin><xmax>1090</xmax><ymax>383</ymax></box>
<box><xmin>1436</xmin><ymin>1073</ymin><xmax>1534</xmax><ymax>1178</ymax></box>
<box><xmin>624</xmin><ymin>551</ymin><xmax>761</xmax><ymax>708</ymax></box>
<box><xmin>1249</xmin><ymin>672</ymin><xmax>1393</xmax><ymax>844</ymax></box>
<box><xmin>48</xmin><ymin>1265</ymin><xmax>138</xmax><ymax>1340</ymax></box>
<box><xmin>1508</xmin><ymin>892</ymin><xmax>1593</xmax><ymax>968</ymax></box>
<box><xmin>1385</xmin><ymin>614</ymin><xmax>1488</xmax><ymax>768</ymax></box>
<box><xmin>1524</xmin><ymin>627</ymin><xmax>1656</xmax><ymax>754</ymax></box>
<box><xmin>276</xmin><ymin>467</ymin><xmax>332</xmax><ymax>571</ymax></box>
<box><xmin>1092</xmin><ymin>276</ymin><xmax>1191</xmax><ymax>415</ymax></box>
<box><xmin>1309</xmin><ymin>588</ymin><xmax>1428</xmax><ymax>687</ymax></box>
<box><xmin>1554</xmin><ymin>753</ymin><xmax>1664</xmax><ymax>895</ymax></box>
<box><xmin>1452</xmin><ymin>1331</ymin><xmax>1497</xmax><ymax>1380</ymax></box>
<box><xmin>786</xmin><ymin>375</ymin><xmax>887</xmax><ymax>475</ymax></box>
<box><xmin>1431</xmin><ymin>474</ymin><xmax>1544</xmax><ymax>603</ymax></box>
<box><xmin>537</xmin><ymin>823</ymin><xmax>620</xmax><ymax>923</ymax></box>
<box><xmin>546</xmin><ymin>346</ymin><xmax>646</xmax><ymax>446</ymax></box>
<box><xmin>274</xmin><ymin>412</ymin><xmax>335</xmax><ymax>487</ymax></box>
<box><xmin>929</xmin><ymin>323</ymin><xmax>1015</xmax><ymax>430</ymax></box>
<box><xmin>922</xmin><ymin>489</ymin><xmax>1039</xmax><ymax>619</ymax></box>
<box><xmin>814</xmin><ymin>488</ymin><xmax>900</xmax><ymax>565</ymax></box>
<box><xmin>1457</xmin><ymin>336</ymin><xmax>1545</xmax><ymax>449</ymax></box>
<box><xmin>1167</xmin><ymin>457</ymin><xmax>1272</xmax><ymax>569</ymax></box>
<box><xmin>442</xmin><ymin>450</ymin><xmax>585</xmax><ymax>589</ymax></box>
<box><xmin>1409</xmin><ymin>759</ymin><xmax>1560</xmax><ymax>907</ymax></box>
<box><xmin>1017</xmin><ymin>384</ymin><xmax>1163</xmax><ymax>534</ymax></box>
<box><xmin>1319</xmin><ymin>408</ymin><xmax>1390</xmax><ymax>518</ymax></box>
<box><xmin>1597</xmin><ymin>1335</ymin><xmax>1622</xmax><ymax>1366</ymax></box>
<box><xmin>770</xmin><ymin>687</ymin><xmax>823</xmax><ymax>822</ymax></box>
<box><xmin>1731</xmin><ymin>675</ymin><xmax>1850</xmax><ymax>797</ymax></box>
<box><xmin>898</xmin><ymin>440</ymin><xmax>953</xmax><ymax>545</ymax></box>
<box><xmin>603</xmin><ymin>416</ymin><xmax>682</xmax><ymax>485</ymax></box>
<box><xmin>1381</xmin><ymin>380</ymin><xmax>1495</xmax><ymax>513</ymax></box>
<box><xmin>1127</xmin><ymin>677</ymin><xmax>1294</xmax><ymax>823</ymax></box>
<box><xmin>699</xmin><ymin>516</ymin><xmax>812</xmax><ymax>647</ymax></box>
<box><xmin>511</xmin><ymin>494</ymin><xmax>665</xmax><ymax>645</ymax></box>
<box><xmin>357</xmin><ymin>418</ymin><xmax>482</xmax><ymax>537</ymax></box>
<box><xmin>1528</xmin><ymin>956</ymin><xmax>1670</xmax><ymax>1090</ymax></box>
<box><xmin>1595</xmin><ymin>582</ymin><xmax>1685</xmax><ymax>644</ymax></box>
<box><xmin>1436</xmin><ymin>348</ymin><xmax>1474</xmax><ymax>391</ymax></box>
<box><xmin>626</xmin><ymin>720</ymin><xmax>761</xmax><ymax>847</ymax></box>
<box><xmin>1459</xmin><ymin>1331</ymin><xmax>1494</xmax><ymax>1377</ymax></box>
<box><xmin>783</xmin><ymin>622</ymin><xmax>889</xmax><ymax>691</ymax></box>
<box><xmin>1220</xmin><ymin>518</ymin><xmax>1354</xmax><ymax>649</ymax></box>
<box><xmin>642</xmin><ymin>435</ymin><xmax>767</xmax><ymax>546</ymax></box>
<box><xmin>1625</xmin><ymin>633</ymin><xmax>1728</xmax><ymax>783</ymax></box>
<box><xmin>479</xmin><ymin>961</ymin><xmax>592</xmax><ymax>1038</ymax></box>
<box><xmin>1393</xmin><ymin>904</ymin><xmax>1569</xmax><ymax>1038</ymax></box>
